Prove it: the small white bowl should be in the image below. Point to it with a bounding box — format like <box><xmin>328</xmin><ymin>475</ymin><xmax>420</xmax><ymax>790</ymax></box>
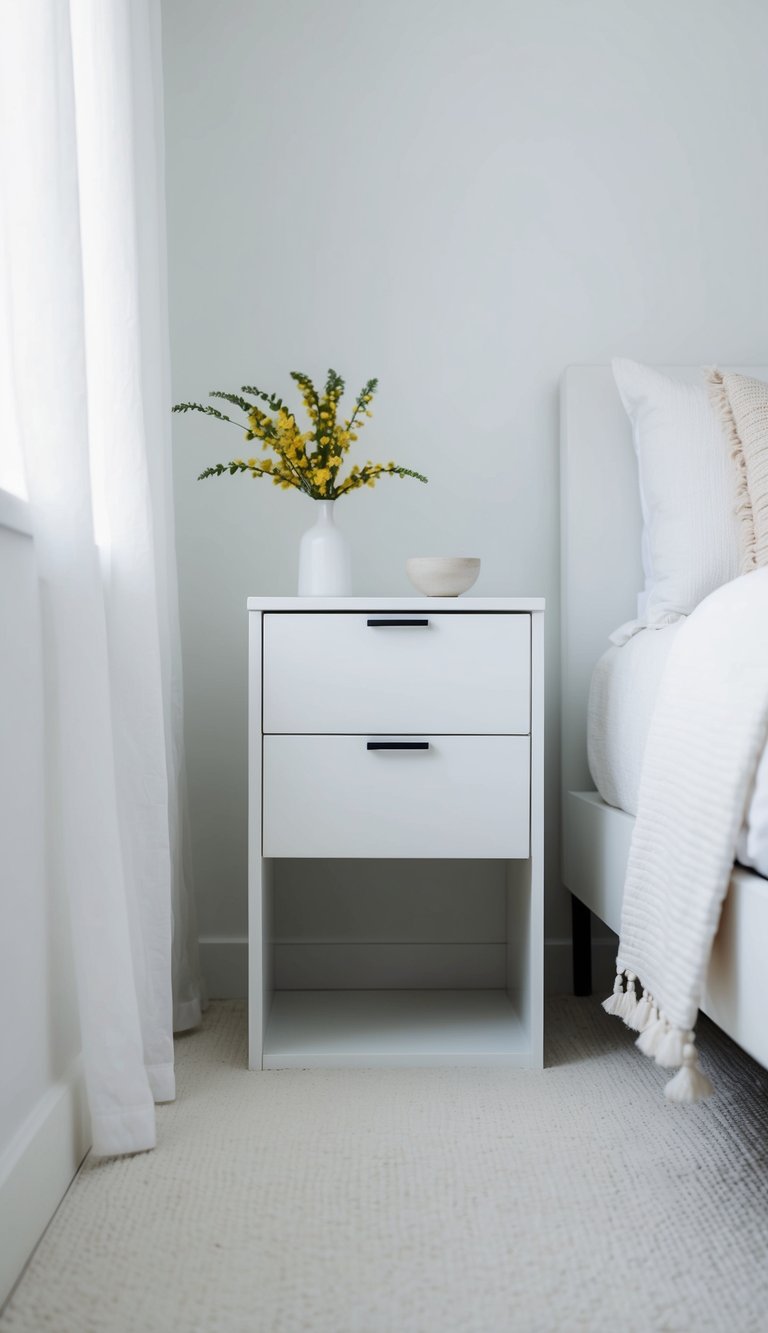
<box><xmin>406</xmin><ymin>556</ymin><xmax>481</xmax><ymax>597</ymax></box>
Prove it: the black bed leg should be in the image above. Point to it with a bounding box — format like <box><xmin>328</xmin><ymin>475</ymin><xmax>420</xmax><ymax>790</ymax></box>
<box><xmin>571</xmin><ymin>895</ymin><xmax>592</xmax><ymax>997</ymax></box>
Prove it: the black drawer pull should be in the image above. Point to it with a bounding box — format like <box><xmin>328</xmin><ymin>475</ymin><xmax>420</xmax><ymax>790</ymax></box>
<box><xmin>366</xmin><ymin>741</ymin><xmax>430</xmax><ymax>751</ymax></box>
<box><xmin>366</xmin><ymin>618</ymin><xmax>429</xmax><ymax>627</ymax></box>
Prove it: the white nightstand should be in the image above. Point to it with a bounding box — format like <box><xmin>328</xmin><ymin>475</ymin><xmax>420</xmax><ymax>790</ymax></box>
<box><xmin>248</xmin><ymin>596</ymin><xmax>544</xmax><ymax>1070</ymax></box>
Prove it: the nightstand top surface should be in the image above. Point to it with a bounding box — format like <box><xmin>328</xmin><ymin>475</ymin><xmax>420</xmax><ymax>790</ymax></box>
<box><xmin>247</xmin><ymin>595</ymin><xmax>545</xmax><ymax>612</ymax></box>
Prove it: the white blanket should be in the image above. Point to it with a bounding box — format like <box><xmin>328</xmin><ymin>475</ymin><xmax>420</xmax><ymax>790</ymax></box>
<box><xmin>587</xmin><ymin>625</ymin><xmax>768</xmax><ymax>877</ymax></box>
<box><xmin>605</xmin><ymin>569</ymin><xmax>768</xmax><ymax>1099</ymax></box>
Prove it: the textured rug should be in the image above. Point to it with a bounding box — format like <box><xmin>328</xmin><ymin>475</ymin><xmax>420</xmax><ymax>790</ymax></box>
<box><xmin>3</xmin><ymin>998</ymin><xmax>768</xmax><ymax>1333</ymax></box>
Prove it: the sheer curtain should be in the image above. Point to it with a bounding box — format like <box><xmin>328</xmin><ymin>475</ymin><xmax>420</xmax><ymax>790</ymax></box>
<box><xmin>0</xmin><ymin>0</ymin><xmax>201</xmax><ymax>1155</ymax></box>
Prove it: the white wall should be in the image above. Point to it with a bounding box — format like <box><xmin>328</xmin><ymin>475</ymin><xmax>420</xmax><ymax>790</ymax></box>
<box><xmin>0</xmin><ymin>498</ymin><xmax>87</xmax><ymax>1305</ymax></box>
<box><xmin>162</xmin><ymin>0</ymin><xmax>768</xmax><ymax>991</ymax></box>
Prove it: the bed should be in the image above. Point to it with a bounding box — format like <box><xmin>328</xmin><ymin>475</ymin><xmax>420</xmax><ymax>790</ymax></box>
<box><xmin>560</xmin><ymin>364</ymin><xmax>768</xmax><ymax>1072</ymax></box>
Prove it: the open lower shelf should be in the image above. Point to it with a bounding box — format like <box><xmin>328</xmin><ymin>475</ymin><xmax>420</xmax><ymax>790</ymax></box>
<box><xmin>262</xmin><ymin>989</ymin><xmax>533</xmax><ymax>1068</ymax></box>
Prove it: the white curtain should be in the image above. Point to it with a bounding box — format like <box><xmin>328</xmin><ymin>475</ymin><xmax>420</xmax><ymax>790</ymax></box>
<box><xmin>0</xmin><ymin>0</ymin><xmax>202</xmax><ymax>1155</ymax></box>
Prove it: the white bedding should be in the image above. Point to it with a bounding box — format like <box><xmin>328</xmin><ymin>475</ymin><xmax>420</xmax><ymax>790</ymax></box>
<box><xmin>588</xmin><ymin>622</ymin><xmax>768</xmax><ymax>878</ymax></box>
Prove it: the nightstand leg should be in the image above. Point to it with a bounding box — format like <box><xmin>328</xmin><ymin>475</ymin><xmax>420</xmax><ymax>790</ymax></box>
<box><xmin>571</xmin><ymin>895</ymin><xmax>592</xmax><ymax>997</ymax></box>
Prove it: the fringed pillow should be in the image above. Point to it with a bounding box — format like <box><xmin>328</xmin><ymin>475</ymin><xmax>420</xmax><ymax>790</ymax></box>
<box><xmin>708</xmin><ymin>369</ymin><xmax>768</xmax><ymax>571</ymax></box>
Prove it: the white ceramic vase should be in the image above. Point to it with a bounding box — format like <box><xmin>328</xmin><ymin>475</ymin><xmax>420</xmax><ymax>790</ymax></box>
<box><xmin>298</xmin><ymin>500</ymin><xmax>351</xmax><ymax>596</ymax></box>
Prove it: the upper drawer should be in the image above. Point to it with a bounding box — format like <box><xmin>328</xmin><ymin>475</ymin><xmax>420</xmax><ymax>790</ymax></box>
<box><xmin>262</xmin><ymin>612</ymin><xmax>530</xmax><ymax>734</ymax></box>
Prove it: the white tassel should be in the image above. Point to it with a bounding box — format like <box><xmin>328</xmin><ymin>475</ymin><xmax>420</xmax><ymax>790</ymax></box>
<box><xmin>602</xmin><ymin>969</ymin><xmax>625</xmax><ymax>1017</ymax></box>
<box><xmin>635</xmin><ymin>1008</ymin><xmax>664</xmax><ymax>1056</ymax></box>
<box><xmin>655</xmin><ymin>1025</ymin><xmax>688</xmax><ymax>1069</ymax></box>
<box><xmin>627</xmin><ymin>987</ymin><xmax>651</xmax><ymax>1033</ymax></box>
<box><xmin>665</xmin><ymin>1042</ymin><xmax>714</xmax><ymax>1103</ymax></box>
<box><xmin>619</xmin><ymin>971</ymin><xmax>639</xmax><ymax>1024</ymax></box>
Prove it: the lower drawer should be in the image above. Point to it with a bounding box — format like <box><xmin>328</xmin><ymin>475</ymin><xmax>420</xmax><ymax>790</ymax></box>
<box><xmin>262</xmin><ymin>735</ymin><xmax>530</xmax><ymax>859</ymax></box>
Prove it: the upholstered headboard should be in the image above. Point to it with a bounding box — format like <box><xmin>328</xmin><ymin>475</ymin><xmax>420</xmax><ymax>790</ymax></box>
<box><xmin>559</xmin><ymin>363</ymin><xmax>768</xmax><ymax>801</ymax></box>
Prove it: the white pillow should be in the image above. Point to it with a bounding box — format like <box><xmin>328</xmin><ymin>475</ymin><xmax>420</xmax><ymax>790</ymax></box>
<box><xmin>612</xmin><ymin>359</ymin><xmax>741</xmax><ymax>631</ymax></box>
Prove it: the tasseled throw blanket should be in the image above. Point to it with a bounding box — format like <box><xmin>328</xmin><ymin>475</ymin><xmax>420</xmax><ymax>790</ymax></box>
<box><xmin>604</xmin><ymin>569</ymin><xmax>768</xmax><ymax>1100</ymax></box>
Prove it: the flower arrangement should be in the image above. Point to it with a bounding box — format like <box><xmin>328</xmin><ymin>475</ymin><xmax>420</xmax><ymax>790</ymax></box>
<box><xmin>173</xmin><ymin>369</ymin><xmax>428</xmax><ymax>500</ymax></box>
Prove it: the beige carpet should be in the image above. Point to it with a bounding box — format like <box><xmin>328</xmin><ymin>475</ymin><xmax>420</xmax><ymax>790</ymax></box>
<box><xmin>3</xmin><ymin>998</ymin><xmax>768</xmax><ymax>1333</ymax></box>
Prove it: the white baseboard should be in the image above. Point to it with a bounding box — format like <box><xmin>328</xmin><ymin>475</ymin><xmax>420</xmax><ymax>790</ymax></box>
<box><xmin>0</xmin><ymin>1061</ymin><xmax>90</xmax><ymax>1308</ymax></box>
<box><xmin>200</xmin><ymin>935</ymin><xmax>618</xmax><ymax>1000</ymax></box>
<box><xmin>200</xmin><ymin>937</ymin><xmax>249</xmax><ymax>999</ymax></box>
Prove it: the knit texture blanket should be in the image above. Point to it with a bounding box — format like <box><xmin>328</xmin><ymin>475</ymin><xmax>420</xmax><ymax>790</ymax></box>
<box><xmin>604</xmin><ymin>569</ymin><xmax>768</xmax><ymax>1100</ymax></box>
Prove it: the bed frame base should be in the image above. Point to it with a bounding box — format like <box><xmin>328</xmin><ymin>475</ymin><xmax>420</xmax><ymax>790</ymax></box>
<box><xmin>564</xmin><ymin>791</ymin><xmax>768</xmax><ymax>1071</ymax></box>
